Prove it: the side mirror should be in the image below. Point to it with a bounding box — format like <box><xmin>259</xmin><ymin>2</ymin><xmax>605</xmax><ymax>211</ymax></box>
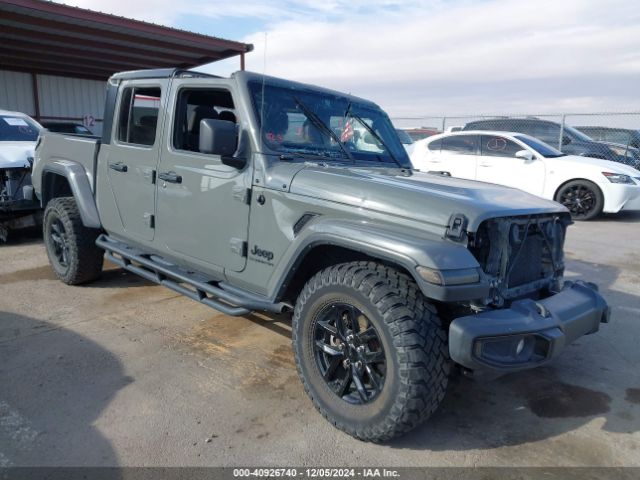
<box><xmin>199</xmin><ymin>118</ymin><xmax>237</xmax><ymax>155</ymax></box>
<box><xmin>199</xmin><ymin>118</ymin><xmax>246</xmax><ymax>169</ymax></box>
<box><xmin>515</xmin><ymin>149</ymin><xmax>535</xmax><ymax>161</ymax></box>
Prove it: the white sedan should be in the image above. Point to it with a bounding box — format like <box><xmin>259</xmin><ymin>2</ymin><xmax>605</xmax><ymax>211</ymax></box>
<box><xmin>410</xmin><ymin>131</ymin><xmax>640</xmax><ymax>220</ymax></box>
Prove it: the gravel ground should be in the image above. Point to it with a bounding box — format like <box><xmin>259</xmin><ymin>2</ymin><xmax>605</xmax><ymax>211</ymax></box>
<box><xmin>0</xmin><ymin>211</ymin><xmax>639</xmax><ymax>467</ymax></box>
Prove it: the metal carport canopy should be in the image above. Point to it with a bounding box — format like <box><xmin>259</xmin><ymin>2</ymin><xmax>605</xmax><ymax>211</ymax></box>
<box><xmin>0</xmin><ymin>0</ymin><xmax>254</xmax><ymax>80</ymax></box>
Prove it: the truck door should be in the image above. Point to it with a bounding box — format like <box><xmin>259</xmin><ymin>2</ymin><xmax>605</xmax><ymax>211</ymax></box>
<box><xmin>154</xmin><ymin>81</ymin><xmax>250</xmax><ymax>272</ymax></box>
<box><xmin>98</xmin><ymin>80</ymin><xmax>167</xmax><ymax>242</ymax></box>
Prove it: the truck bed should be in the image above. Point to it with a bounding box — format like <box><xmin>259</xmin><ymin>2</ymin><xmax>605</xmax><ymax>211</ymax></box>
<box><xmin>33</xmin><ymin>131</ymin><xmax>101</xmax><ymax>196</ymax></box>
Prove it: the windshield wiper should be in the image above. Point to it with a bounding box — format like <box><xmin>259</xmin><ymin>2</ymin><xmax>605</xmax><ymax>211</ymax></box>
<box><xmin>344</xmin><ymin>102</ymin><xmax>404</xmax><ymax>169</ymax></box>
<box><xmin>293</xmin><ymin>96</ymin><xmax>354</xmax><ymax>162</ymax></box>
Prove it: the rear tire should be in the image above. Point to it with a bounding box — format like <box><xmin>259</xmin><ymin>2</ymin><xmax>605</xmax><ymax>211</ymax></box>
<box><xmin>43</xmin><ymin>197</ymin><xmax>104</xmax><ymax>285</ymax></box>
<box><xmin>292</xmin><ymin>261</ymin><xmax>449</xmax><ymax>442</ymax></box>
<box><xmin>555</xmin><ymin>180</ymin><xmax>603</xmax><ymax>221</ymax></box>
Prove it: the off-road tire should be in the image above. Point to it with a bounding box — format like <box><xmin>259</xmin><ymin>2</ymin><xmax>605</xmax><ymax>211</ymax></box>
<box><xmin>43</xmin><ymin>197</ymin><xmax>103</xmax><ymax>285</ymax></box>
<box><xmin>555</xmin><ymin>179</ymin><xmax>604</xmax><ymax>221</ymax></box>
<box><xmin>292</xmin><ymin>261</ymin><xmax>450</xmax><ymax>442</ymax></box>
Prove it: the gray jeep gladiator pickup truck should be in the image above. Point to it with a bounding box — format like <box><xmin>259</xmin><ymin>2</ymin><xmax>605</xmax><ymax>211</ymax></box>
<box><xmin>33</xmin><ymin>68</ymin><xmax>609</xmax><ymax>441</ymax></box>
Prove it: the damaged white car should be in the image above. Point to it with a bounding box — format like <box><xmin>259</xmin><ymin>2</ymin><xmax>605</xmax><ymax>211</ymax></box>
<box><xmin>0</xmin><ymin>109</ymin><xmax>42</xmax><ymax>241</ymax></box>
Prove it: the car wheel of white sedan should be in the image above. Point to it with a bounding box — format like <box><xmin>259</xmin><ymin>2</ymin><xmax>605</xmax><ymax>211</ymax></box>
<box><xmin>555</xmin><ymin>180</ymin><xmax>604</xmax><ymax>221</ymax></box>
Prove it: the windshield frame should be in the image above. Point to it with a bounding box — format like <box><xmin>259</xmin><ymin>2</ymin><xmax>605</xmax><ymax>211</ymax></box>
<box><xmin>247</xmin><ymin>81</ymin><xmax>412</xmax><ymax>168</ymax></box>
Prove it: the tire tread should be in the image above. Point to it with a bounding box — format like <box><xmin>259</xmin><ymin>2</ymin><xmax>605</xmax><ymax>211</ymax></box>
<box><xmin>292</xmin><ymin>261</ymin><xmax>449</xmax><ymax>442</ymax></box>
<box><xmin>44</xmin><ymin>197</ymin><xmax>103</xmax><ymax>285</ymax></box>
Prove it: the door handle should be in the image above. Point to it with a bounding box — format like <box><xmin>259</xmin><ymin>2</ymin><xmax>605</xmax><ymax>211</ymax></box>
<box><xmin>158</xmin><ymin>171</ymin><xmax>182</xmax><ymax>184</ymax></box>
<box><xmin>479</xmin><ymin>162</ymin><xmax>493</xmax><ymax>167</ymax></box>
<box><xmin>108</xmin><ymin>162</ymin><xmax>128</xmax><ymax>172</ymax></box>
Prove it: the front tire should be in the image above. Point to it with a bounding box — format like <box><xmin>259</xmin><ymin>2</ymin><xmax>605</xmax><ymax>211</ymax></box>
<box><xmin>292</xmin><ymin>261</ymin><xmax>449</xmax><ymax>442</ymax></box>
<box><xmin>43</xmin><ymin>197</ymin><xmax>104</xmax><ymax>285</ymax></box>
<box><xmin>555</xmin><ymin>180</ymin><xmax>604</xmax><ymax>221</ymax></box>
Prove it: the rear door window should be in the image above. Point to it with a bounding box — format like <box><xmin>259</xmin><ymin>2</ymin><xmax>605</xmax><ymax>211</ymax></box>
<box><xmin>117</xmin><ymin>87</ymin><xmax>161</xmax><ymax>146</ymax></box>
<box><xmin>440</xmin><ymin>135</ymin><xmax>478</xmax><ymax>155</ymax></box>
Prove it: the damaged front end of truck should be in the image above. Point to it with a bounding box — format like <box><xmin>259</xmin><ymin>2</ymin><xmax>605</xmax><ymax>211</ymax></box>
<box><xmin>449</xmin><ymin>213</ymin><xmax>609</xmax><ymax>374</ymax></box>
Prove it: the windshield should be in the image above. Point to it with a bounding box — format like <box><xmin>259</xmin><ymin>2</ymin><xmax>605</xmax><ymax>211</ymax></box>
<box><xmin>248</xmin><ymin>82</ymin><xmax>410</xmax><ymax>166</ymax></box>
<box><xmin>515</xmin><ymin>135</ymin><xmax>566</xmax><ymax>158</ymax></box>
<box><xmin>564</xmin><ymin>125</ymin><xmax>593</xmax><ymax>142</ymax></box>
<box><xmin>0</xmin><ymin>115</ymin><xmax>41</xmax><ymax>141</ymax></box>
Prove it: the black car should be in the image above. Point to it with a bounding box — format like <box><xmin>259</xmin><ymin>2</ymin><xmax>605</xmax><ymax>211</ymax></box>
<box><xmin>41</xmin><ymin>121</ymin><xmax>94</xmax><ymax>135</ymax></box>
<box><xmin>462</xmin><ymin>118</ymin><xmax>640</xmax><ymax>167</ymax></box>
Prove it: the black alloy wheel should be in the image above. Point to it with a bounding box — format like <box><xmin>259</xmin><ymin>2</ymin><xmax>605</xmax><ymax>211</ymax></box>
<box><xmin>313</xmin><ymin>303</ymin><xmax>386</xmax><ymax>404</ymax></box>
<box><xmin>48</xmin><ymin>218</ymin><xmax>70</xmax><ymax>269</ymax></box>
<box><xmin>556</xmin><ymin>180</ymin><xmax>604</xmax><ymax>221</ymax></box>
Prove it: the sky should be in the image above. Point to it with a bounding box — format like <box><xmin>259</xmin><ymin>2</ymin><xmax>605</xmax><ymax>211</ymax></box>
<box><xmin>58</xmin><ymin>0</ymin><xmax>640</xmax><ymax>123</ymax></box>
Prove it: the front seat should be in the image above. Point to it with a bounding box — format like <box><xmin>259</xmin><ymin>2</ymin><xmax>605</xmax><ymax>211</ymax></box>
<box><xmin>187</xmin><ymin>106</ymin><xmax>219</xmax><ymax>151</ymax></box>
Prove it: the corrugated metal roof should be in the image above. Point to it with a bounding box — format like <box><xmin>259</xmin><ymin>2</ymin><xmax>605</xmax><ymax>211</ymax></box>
<box><xmin>0</xmin><ymin>0</ymin><xmax>253</xmax><ymax>80</ymax></box>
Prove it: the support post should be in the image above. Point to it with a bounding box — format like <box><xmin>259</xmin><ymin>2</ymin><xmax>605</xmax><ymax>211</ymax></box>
<box><xmin>559</xmin><ymin>114</ymin><xmax>566</xmax><ymax>150</ymax></box>
<box><xmin>31</xmin><ymin>73</ymin><xmax>41</xmax><ymax>121</ymax></box>
<box><xmin>240</xmin><ymin>52</ymin><xmax>245</xmax><ymax>71</ymax></box>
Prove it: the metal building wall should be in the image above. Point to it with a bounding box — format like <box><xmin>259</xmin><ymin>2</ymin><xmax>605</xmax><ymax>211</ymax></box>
<box><xmin>0</xmin><ymin>70</ymin><xmax>35</xmax><ymax>115</ymax></box>
<box><xmin>0</xmin><ymin>70</ymin><xmax>106</xmax><ymax>135</ymax></box>
<box><xmin>37</xmin><ymin>74</ymin><xmax>106</xmax><ymax>135</ymax></box>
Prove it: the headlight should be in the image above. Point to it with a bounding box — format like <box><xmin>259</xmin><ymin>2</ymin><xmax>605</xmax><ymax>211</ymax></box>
<box><xmin>602</xmin><ymin>172</ymin><xmax>635</xmax><ymax>184</ymax></box>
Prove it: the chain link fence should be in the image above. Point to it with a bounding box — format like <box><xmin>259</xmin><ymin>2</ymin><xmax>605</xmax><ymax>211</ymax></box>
<box><xmin>392</xmin><ymin>112</ymin><xmax>640</xmax><ymax>167</ymax></box>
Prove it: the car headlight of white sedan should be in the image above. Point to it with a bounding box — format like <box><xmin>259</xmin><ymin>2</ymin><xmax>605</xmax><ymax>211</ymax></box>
<box><xmin>602</xmin><ymin>172</ymin><xmax>636</xmax><ymax>184</ymax></box>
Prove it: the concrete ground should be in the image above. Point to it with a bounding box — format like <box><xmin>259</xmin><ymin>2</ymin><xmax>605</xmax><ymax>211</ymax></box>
<box><xmin>1</xmin><ymin>212</ymin><xmax>639</xmax><ymax>467</ymax></box>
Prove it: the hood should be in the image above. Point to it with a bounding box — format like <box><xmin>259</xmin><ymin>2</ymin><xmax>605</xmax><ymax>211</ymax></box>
<box><xmin>0</xmin><ymin>141</ymin><xmax>36</xmax><ymax>169</ymax></box>
<box><xmin>289</xmin><ymin>166</ymin><xmax>567</xmax><ymax>231</ymax></box>
<box><xmin>556</xmin><ymin>155</ymin><xmax>640</xmax><ymax>176</ymax></box>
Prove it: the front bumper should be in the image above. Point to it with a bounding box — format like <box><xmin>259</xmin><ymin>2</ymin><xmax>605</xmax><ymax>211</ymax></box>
<box><xmin>603</xmin><ymin>183</ymin><xmax>640</xmax><ymax>212</ymax></box>
<box><xmin>449</xmin><ymin>281</ymin><xmax>609</xmax><ymax>373</ymax></box>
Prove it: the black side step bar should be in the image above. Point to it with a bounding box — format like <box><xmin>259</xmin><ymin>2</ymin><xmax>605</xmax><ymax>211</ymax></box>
<box><xmin>96</xmin><ymin>234</ymin><xmax>289</xmax><ymax>317</ymax></box>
